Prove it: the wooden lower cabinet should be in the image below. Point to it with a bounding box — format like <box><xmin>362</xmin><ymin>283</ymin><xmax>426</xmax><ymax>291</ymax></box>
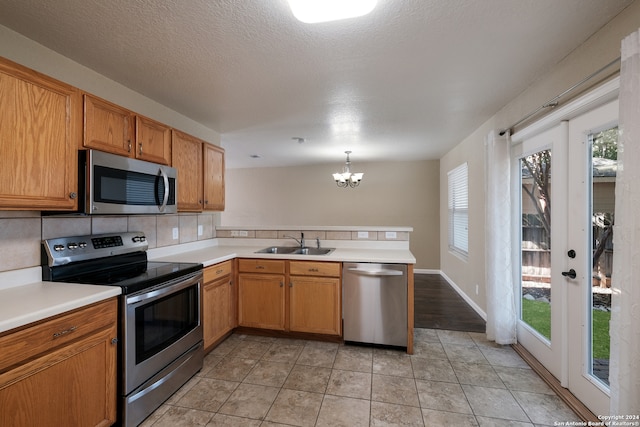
<box><xmin>202</xmin><ymin>261</ymin><xmax>236</xmax><ymax>350</ymax></box>
<box><xmin>238</xmin><ymin>274</ymin><xmax>286</xmax><ymax>330</ymax></box>
<box><xmin>0</xmin><ymin>298</ymin><xmax>118</xmax><ymax>427</ymax></box>
<box><xmin>237</xmin><ymin>259</ymin><xmax>341</xmax><ymax>336</ymax></box>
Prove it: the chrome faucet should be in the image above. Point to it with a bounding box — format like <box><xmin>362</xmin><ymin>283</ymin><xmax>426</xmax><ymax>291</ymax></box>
<box><xmin>285</xmin><ymin>232</ymin><xmax>305</xmax><ymax>248</ymax></box>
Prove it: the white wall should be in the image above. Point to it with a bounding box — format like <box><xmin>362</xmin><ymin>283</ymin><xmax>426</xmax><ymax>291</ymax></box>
<box><xmin>439</xmin><ymin>2</ymin><xmax>640</xmax><ymax>313</ymax></box>
<box><xmin>222</xmin><ymin>160</ymin><xmax>440</xmax><ymax>270</ymax></box>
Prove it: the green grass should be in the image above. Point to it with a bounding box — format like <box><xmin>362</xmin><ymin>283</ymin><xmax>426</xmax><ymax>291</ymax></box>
<box><xmin>521</xmin><ymin>298</ymin><xmax>610</xmax><ymax>360</ymax></box>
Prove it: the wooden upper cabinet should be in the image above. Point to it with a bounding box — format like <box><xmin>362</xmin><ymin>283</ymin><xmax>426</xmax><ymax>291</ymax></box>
<box><xmin>84</xmin><ymin>94</ymin><xmax>171</xmax><ymax>165</ymax></box>
<box><xmin>83</xmin><ymin>94</ymin><xmax>134</xmax><ymax>156</ymax></box>
<box><xmin>172</xmin><ymin>130</ymin><xmax>203</xmax><ymax>211</ymax></box>
<box><xmin>0</xmin><ymin>57</ymin><xmax>80</xmax><ymax>210</ymax></box>
<box><xmin>203</xmin><ymin>143</ymin><xmax>225</xmax><ymax>211</ymax></box>
<box><xmin>136</xmin><ymin>115</ymin><xmax>171</xmax><ymax>165</ymax></box>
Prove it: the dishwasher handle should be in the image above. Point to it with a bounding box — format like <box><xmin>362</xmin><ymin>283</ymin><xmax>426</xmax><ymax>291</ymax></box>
<box><xmin>346</xmin><ymin>267</ymin><xmax>404</xmax><ymax>277</ymax></box>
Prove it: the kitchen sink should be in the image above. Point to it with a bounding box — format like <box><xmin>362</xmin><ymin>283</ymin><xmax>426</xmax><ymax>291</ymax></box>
<box><xmin>255</xmin><ymin>246</ymin><xmax>299</xmax><ymax>254</ymax></box>
<box><xmin>255</xmin><ymin>246</ymin><xmax>335</xmax><ymax>255</ymax></box>
<box><xmin>292</xmin><ymin>247</ymin><xmax>335</xmax><ymax>255</ymax></box>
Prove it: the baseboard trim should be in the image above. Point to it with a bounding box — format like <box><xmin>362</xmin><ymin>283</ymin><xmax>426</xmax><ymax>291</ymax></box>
<box><xmin>438</xmin><ymin>271</ymin><xmax>487</xmax><ymax>321</ymax></box>
<box><xmin>512</xmin><ymin>343</ymin><xmax>599</xmax><ymax>423</ymax></box>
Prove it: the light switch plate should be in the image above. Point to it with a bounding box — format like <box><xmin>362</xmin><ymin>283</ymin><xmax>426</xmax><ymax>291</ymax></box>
<box><xmin>197</xmin><ymin>225</ymin><xmax>203</xmax><ymax>236</ymax></box>
<box><xmin>357</xmin><ymin>231</ymin><xmax>369</xmax><ymax>239</ymax></box>
<box><xmin>172</xmin><ymin>227</ymin><xmax>179</xmax><ymax>240</ymax></box>
<box><xmin>385</xmin><ymin>231</ymin><xmax>397</xmax><ymax>239</ymax></box>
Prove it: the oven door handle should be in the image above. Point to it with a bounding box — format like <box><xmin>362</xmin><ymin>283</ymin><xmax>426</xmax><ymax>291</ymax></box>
<box><xmin>126</xmin><ymin>273</ymin><xmax>200</xmax><ymax>306</ymax></box>
<box><xmin>158</xmin><ymin>167</ymin><xmax>170</xmax><ymax>213</ymax></box>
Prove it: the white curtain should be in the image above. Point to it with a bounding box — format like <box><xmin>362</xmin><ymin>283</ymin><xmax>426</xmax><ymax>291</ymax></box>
<box><xmin>609</xmin><ymin>30</ymin><xmax>640</xmax><ymax>415</ymax></box>
<box><xmin>485</xmin><ymin>130</ymin><xmax>517</xmax><ymax>344</ymax></box>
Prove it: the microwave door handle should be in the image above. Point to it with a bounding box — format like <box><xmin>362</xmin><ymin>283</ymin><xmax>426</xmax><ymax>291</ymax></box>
<box><xmin>159</xmin><ymin>167</ymin><xmax>169</xmax><ymax>212</ymax></box>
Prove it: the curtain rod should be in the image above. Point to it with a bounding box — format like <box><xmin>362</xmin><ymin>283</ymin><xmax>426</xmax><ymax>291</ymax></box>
<box><xmin>499</xmin><ymin>57</ymin><xmax>621</xmax><ymax>136</ymax></box>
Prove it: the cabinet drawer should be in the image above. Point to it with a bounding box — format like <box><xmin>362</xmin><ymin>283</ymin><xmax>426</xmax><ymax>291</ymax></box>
<box><xmin>290</xmin><ymin>261</ymin><xmax>341</xmax><ymax>277</ymax></box>
<box><xmin>238</xmin><ymin>259</ymin><xmax>286</xmax><ymax>274</ymax></box>
<box><xmin>204</xmin><ymin>260</ymin><xmax>233</xmax><ymax>282</ymax></box>
<box><xmin>0</xmin><ymin>298</ymin><xmax>117</xmax><ymax>373</ymax></box>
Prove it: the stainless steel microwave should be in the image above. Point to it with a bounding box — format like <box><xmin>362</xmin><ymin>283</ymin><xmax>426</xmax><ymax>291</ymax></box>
<box><xmin>80</xmin><ymin>150</ymin><xmax>177</xmax><ymax>215</ymax></box>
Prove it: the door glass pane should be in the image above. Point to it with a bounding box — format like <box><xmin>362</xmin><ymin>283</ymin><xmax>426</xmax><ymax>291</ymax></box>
<box><xmin>589</xmin><ymin>126</ymin><xmax>616</xmax><ymax>386</ymax></box>
<box><xmin>520</xmin><ymin>149</ymin><xmax>552</xmax><ymax>340</ymax></box>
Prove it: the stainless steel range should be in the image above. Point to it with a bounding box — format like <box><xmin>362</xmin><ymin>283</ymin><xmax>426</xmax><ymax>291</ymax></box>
<box><xmin>42</xmin><ymin>232</ymin><xmax>203</xmax><ymax>427</ymax></box>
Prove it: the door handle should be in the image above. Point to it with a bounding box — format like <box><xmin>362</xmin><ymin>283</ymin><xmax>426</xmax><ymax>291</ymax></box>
<box><xmin>562</xmin><ymin>269</ymin><xmax>577</xmax><ymax>279</ymax></box>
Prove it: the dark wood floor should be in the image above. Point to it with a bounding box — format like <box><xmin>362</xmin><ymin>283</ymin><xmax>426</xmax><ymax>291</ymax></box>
<box><xmin>414</xmin><ymin>274</ymin><xmax>486</xmax><ymax>332</ymax></box>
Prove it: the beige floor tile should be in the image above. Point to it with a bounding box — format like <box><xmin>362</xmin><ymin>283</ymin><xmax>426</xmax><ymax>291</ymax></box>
<box><xmin>414</xmin><ymin>328</ymin><xmax>441</xmax><ymax>343</ymax></box>
<box><xmin>326</xmin><ymin>369</ymin><xmax>372</xmax><ymax>399</ymax></box>
<box><xmin>264</xmin><ymin>389</ymin><xmax>323</xmax><ymax>426</ymax></box>
<box><xmin>206</xmin><ymin>413</ymin><xmax>261</xmax><ymax>426</ymax></box>
<box><xmin>451</xmin><ymin>361</ymin><xmax>505</xmax><ymax>388</ymax></box>
<box><xmin>207</xmin><ymin>336</ymin><xmax>242</xmax><ymax>357</ymax></box>
<box><xmin>333</xmin><ymin>346</ymin><xmax>373</xmax><ymax>372</ymax></box>
<box><xmin>218</xmin><ymin>383</ymin><xmax>280</xmax><ymax>420</ymax></box>
<box><xmin>422</xmin><ymin>408</ymin><xmax>479</xmax><ymax>427</ymax></box>
<box><xmin>139</xmin><ymin>404</ymin><xmax>170</xmax><ymax>427</ymax></box>
<box><xmin>437</xmin><ymin>330</ymin><xmax>475</xmax><ymax>345</ymax></box>
<box><xmin>475</xmin><ymin>416</ymin><xmax>535</xmax><ymax>427</ymax></box>
<box><xmin>412</xmin><ymin>356</ymin><xmax>458</xmax><ymax>382</ymax></box>
<box><xmin>493</xmin><ymin>366</ymin><xmax>554</xmax><ymax>394</ymax></box>
<box><xmin>203</xmin><ymin>356</ymin><xmax>257</xmax><ymax>382</ymax></box>
<box><xmin>226</xmin><ymin>340</ymin><xmax>272</xmax><ymax>360</ymax></box>
<box><xmin>462</xmin><ymin>385</ymin><xmax>530</xmax><ymax>422</ymax></box>
<box><xmin>443</xmin><ymin>343</ymin><xmax>490</xmax><ymax>364</ymax></box>
<box><xmin>152</xmin><ymin>406</ymin><xmax>214</xmax><ymax>427</ymax></box>
<box><xmin>370</xmin><ymin>401</ymin><xmax>424</xmax><ymax>426</ymax></box>
<box><xmin>262</xmin><ymin>343</ymin><xmax>304</xmax><ymax>363</ymax></box>
<box><xmin>411</xmin><ymin>341</ymin><xmax>448</xmax><ymax>360</ymax></box>
<box><xmin>316</xmin><ymin>395</ymin><xmax>370</xmax><ymax>427</ymax></box>
<box><xmin>175</xmin><ymin>377</ymin><xmax>239</xmax><ymax>412</ymax></box>
<box><xmin>371</xmin><ymin>374</ymin><xmax>420</xmax><ymax>407</ymax></box>
<box><xmin>373</xmin><ymin>348</ymin><xmax>414</xmax><ymax>377</ymax></box>
<box><xmin>283</xmin><ymin>364</ymin><xmax>331</xmax><ymax>393</ymax></box>
<box><xmin>243</xmin><ymin>360</ymin><xmax>293</xmax><ymax>387</ymax></box>
<box><xmin>479</xmin><ymin>346</ymin><xmax>531</xmax><ymax>369</ymax></box>
<box><xmin>416</xmin><ymin>379</ymin><xmax>473</xmax><ymax>414</ymax></box>
<box><xmin>296</xmin><ymin>343</ymin><xmax>338</xmax><ymax>368</ymax></box>
<box><xmin>166</xmin><ymin>375</ymin><xmax>202</xmax><ymax>405</ymax></box>
<box><xmin>512</xmin><ymin>391</ymin><xmax>582</xmax><ymax>425</ymax></box>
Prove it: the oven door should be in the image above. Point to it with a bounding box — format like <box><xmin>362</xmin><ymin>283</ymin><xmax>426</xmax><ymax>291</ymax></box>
<box><xmin>122</xmin><ymin>271</ymin><xmax>202</xmax><ymax>395</ymax></box>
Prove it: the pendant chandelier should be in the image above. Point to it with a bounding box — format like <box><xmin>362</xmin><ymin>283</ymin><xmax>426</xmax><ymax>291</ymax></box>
<box><xmin>333</xmin><ymin>151</ymin><xmax>364</xmax><ymax>188</ymax></box>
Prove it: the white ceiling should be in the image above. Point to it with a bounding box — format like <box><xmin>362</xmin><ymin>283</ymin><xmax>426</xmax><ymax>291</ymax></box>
<box><xmin>0</xmin><ymin>0</ymin><xmax>633</xmax><ymax>168</ymax></box>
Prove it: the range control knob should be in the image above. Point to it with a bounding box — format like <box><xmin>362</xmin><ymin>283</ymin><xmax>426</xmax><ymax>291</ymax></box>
<box><xmin>67</xmin><ymin>243</ymin><xmax>78</xmax><ymax>250</ymax></box>
<box><xmin>132</xmin><ymin>235</ymin><xmax>146</xmax><ymax>243</ymax></box>
<box><xmin>53</xmin><ymin>244</ymin><xmax>65</xmax><ymax>252</ymax></box>
<box><xmin>78</xmin><ymin>242</ymin><xmax>87</xmax><ymax>248</ymax></box>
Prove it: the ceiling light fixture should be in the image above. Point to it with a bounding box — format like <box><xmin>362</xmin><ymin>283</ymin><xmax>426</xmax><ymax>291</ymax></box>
<box><xmin>333</xmin><ymin>151</ymin><xmax>363</xmax><ymax>188</ymax></box>
<box><xmin>287</xmin><ymin>0</ymin><xmax>377</xmax><ymax>24</ymax></box>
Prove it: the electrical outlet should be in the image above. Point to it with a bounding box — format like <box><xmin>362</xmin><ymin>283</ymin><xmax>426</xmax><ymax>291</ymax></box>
<box><xmin>357</xmin><ymin>231</ymin><xmax>369</xmax><ymax>239</ymax></box>
<box><xmin>239</xmin><ymin>230</ymin><xmax>248</xmax><ymax>237</ymax></box>
<box><xmin>197</xmin><ymin>225</ymin><xmax>203</xmax><ymax>236</ymax></box>
<box><xmin>172</xmin><ymin>227</ymin><xmax>179</xmax><ymax>240</ymax></box>
<box><xmin>385</xmin><ymin>231</ymin><xmax>397</xmax><ymax>239</ymax></box>
<box><xmin>230</xmin><ymin>230</ymin><xmax>239</xmax><ymax>237</ymax></box>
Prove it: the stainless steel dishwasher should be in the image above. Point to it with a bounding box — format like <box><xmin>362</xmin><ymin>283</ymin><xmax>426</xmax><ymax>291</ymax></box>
<box><xmin>342</xmin><ymin>263</ymin><xmax>408</xmax><ymax>348</ymax></box>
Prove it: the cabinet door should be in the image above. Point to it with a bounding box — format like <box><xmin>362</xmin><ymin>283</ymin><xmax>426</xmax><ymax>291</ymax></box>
<box><xmin>135</xmin><ymin>116</ymin><xmax>171</xmax><ymax>165</ymax></box>
<box><xmin>203</xmin><ymin>143</ymin><xmax>225</xmax><ymax>211</ymax></box>
<box><xmin>238</xmin><ymin>274</ymin><xmax>285</xmax><ymax>330</ymax></box>
<box><xmin>172</xmin><ymin>130</ymin><xmax>203</xmax><ymax>211</ymax></box>
<box><xmin>290</xmin><ymin>276</ymin><xmax>341</xmax><ymax>335</ymax></box>
<box><xmin>203</xmin><ymin>275</ymin><xmax>233</xmax><ymax>349</ymax></box>
<box><xmin>0</xmin><ymin>58</ymin><xmax>80</xmax><ymax>210</ymax></box>
<box><xmin>83</xmin><ymin>94</ymin><xmax>134</xmax><ymax>156</ymax></box>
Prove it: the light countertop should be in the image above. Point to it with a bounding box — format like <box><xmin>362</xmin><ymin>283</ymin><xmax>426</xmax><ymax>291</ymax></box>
<box><xmin>0</xmin><ymin>281</ymin><xmax>121</xmax><ymax>334</ymax></box>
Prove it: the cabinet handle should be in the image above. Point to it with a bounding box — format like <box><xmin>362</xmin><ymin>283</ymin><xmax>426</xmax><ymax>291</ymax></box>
<box><xmin>69</xmin><ymin>192</ymin><xmax>77</xmax><ymax>199</ymax></box>
<box><xmin>216</xmin><ymin>269</ymin><xmax>224</xmax><ymax>274</ymax></box>
<box><xmin>256</xmin><ymin>265</ymin><xmax>265</xmax><ymax>269</ymax></box>
<box><xmin>53</xmin><ymin>326</ymin><xmax>77</xmax><ymax>339</ymax></box>
<box><xmin>308</xmin><ymin>268</ymin><xmax>319</xmax><ymax>272</ymax></box>
<box><xmin>289</xmin><ymin>282</ymin><xmax>293</xmax><ymax>287</ymax></box>
<box><xmin>139</xmin><ymin>143</ymin><xmax>143</xmax><ymax>155</ymax></box>
<box><xmin>127</xmin><ymin>139</ymin><xmax>132</xmax><ymax>152</ymax></box>
<box><xmin>280</xmin><ymin>281</ymin><xmax>284</xmax><ymax>287</ymax></box>
<box><xmin>229</xmin><ymin>280</ymin><xmax>233</xmax><ymax>286</ymax></box>
<box><xmin>111</xmin><ymin>338</ymin><xmax>118</xmax><ymax>345</ymax></box>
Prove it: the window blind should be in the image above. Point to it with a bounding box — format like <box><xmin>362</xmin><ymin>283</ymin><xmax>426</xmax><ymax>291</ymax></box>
<box><xmin>448</xmin><ymin>162</ymin><xmax>469</xmax><ymax>257</ymax></box>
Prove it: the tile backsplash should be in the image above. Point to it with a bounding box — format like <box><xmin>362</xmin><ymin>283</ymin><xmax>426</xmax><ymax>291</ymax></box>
<box><xmin>0</xmin><ymin>211</ymin><xmax>217</xmax><ymax>273</ymax></box>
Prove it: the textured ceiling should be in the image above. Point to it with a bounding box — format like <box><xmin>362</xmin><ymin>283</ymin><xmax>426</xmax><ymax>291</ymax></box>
<box><xmin>0</xmin><ymin>0</ymin><xmax>633</xmax><ymax>168</ymax></box>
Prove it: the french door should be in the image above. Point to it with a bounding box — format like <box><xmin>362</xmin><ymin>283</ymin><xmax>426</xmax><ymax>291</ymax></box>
<box><xmin>512</xmin><ymin>90</ymin><xmax>618</xmax><ymax>415</ymax></box>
